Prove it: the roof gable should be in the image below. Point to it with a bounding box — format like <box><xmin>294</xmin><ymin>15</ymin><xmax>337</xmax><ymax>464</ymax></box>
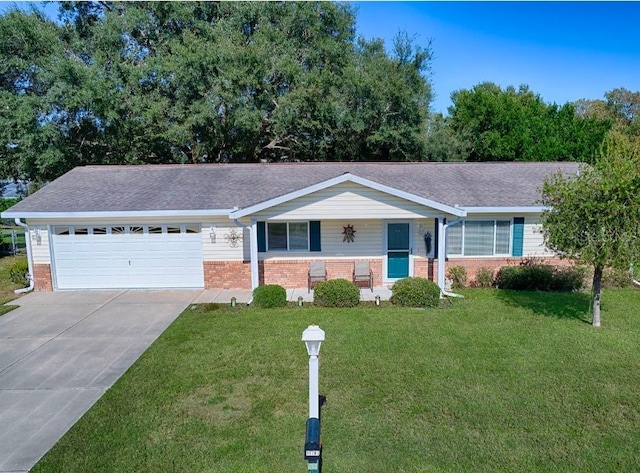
<box><xmin>229</xmin><ymin>173</ymin><xmax>466</xmax><ymax>219</ymax></box>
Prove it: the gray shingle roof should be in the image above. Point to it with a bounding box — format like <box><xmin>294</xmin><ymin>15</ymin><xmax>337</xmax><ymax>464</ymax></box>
<box><xmin>3</xmin><ymin>162</ymin><xmax>581</xmax><ymax>215</ymax></box>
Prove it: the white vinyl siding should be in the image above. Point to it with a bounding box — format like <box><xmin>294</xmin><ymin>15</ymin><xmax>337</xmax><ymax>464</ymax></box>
<box><xmin>201</xmin><ymin>220</ymin><xmax>246</xmax><ymax>261</ymax></box>
<box><xmin>523</xmin><ymin>217</ymin><xmax>556</xmax><ymax>256</ymax></box>
<box><xmin>447</xmin><ymin>220</ymin><xmax>511</xmax><ymax>257</ymax></box>
<box><xmin>29</xmin><ymin>226</ymin><xmax>50</xmax><ymax>264</ymax></box>
<box><xmin>252</xmin><ymin>182</ymin><xmax>440</xmax><ymax>220</ymax></box>
<box><xmin>413</xmin><ymin>219</ymin><xmax>437</xmax><ymax>258</ymax></box>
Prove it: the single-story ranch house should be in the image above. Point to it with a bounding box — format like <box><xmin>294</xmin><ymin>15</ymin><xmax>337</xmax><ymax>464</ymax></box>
<box><xmin>1</xmin><ymin>162</ymin><xmax>579</xmax><ymax>293</ymax></box>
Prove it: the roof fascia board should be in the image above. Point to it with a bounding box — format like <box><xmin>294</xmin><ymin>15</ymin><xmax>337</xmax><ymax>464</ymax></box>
<box><xmin>1</xmin><ymin>209</ymin><xmax>233</xmax><ymax>220</ymax></box>
<box><xmin>461</xmin><ymin>206</ymin><xmax>546</xmax><ymax>214</ymax></box>
<box><xmin>231</xmin><ymin>173</ymin><xmax>466</xmax><ymax>218</ymax></box>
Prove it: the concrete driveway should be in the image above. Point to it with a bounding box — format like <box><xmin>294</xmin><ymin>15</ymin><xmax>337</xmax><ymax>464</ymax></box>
<box><xmin>0</xmin><ymin>290</ymin><xmax>200</xmax><ymax>473</ymax></box>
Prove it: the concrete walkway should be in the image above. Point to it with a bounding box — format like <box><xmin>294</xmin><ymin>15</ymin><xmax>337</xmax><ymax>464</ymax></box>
<box><xmin>192</xmin><ymin>286</ymin><xmax>393</xmax><ymax>304</ymax></box>
<box><xmin>0</xmin><ymin>290</ymin><xmax>200</xmax><ymax>473</ymax></box>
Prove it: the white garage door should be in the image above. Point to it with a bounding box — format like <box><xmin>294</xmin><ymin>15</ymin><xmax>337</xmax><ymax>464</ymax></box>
<box><xmin>52</xmin><ymin>224</ymin><xmax>204</xmax><ymax>289</ymax></box>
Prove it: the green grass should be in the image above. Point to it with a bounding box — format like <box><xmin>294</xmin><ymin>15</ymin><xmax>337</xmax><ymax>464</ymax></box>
<box><xmin>34</xmin><ymin>289</ymin><xmax>640</xmax><ymax>472</ymax></box>
<box><xmin>0</xmin><ymin>254</ymin><xmax>26</xmax><ymax>314</ymax></box>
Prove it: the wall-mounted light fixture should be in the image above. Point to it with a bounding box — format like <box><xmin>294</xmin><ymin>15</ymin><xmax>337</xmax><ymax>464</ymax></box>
<box><xmin>33</xmin><ymin>228</ymin><xmax>42</xmax><ymax>246</ymax></box>
<box><xmin>209</xmin><ymin>225</ymin><xmax>217</xmax><ymax>243</ymax></box>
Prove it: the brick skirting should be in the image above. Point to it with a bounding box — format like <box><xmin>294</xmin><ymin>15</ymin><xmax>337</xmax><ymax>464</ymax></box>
<box><xmin>204</xmin><ymin>257</ymin><xmax>571</xmax><ymax>290</ymax></box>
<box><xmin>33</xmin><ymin>263</ymin><xmax>53</xmax><ymax>291</ymax></box>
<box><xmin>259</xmin><ymin>258</ymin><xmax>384</xmax><ymax>289</ymax></box>
<box><xmin>203</xmin><ymin>261</ymin><xmax>252</xmax><ymax>290</ymax></box>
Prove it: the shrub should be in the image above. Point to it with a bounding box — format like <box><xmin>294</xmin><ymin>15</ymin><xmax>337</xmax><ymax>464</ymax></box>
<box><xmin>313</xmin><ymin>279</ymin><xmax>360</xmax><ymax>308</ymax></box>
<box><xmin>602</xmin><ymin>267</ymin><xmax>632</xmax><ymax>288</ymax></box>
<box><xmin>390</xmin><ymin>277</ymin><xmax>440</xmax><ymax>308</ymax></box>
<box><xmin>550</xmin><ymin>266</ymin><xmax>587</xmax><ymax>292</ymax></box>
<box><xmin>252</xmin><ymin>284</ymin><xmax>287</xmax><ymax>308</ymax></box>
<box><xmin>496</xmin><ymin>264</ymin><xmax>585</xmax><ymax>292</ymax></box>
<box><xmin>474</xmin><ymin>267</ymin><xmax>494</xmax><ymax>288</ymax></box>
<box><xmin>447</xmin><ymin>266</ymin><xmax>467</xmax><ymax>289</ymax></box>
<box><xmin>496</xmin><ymin>265</ymin><xmax>554</xmax><ymax>291</ymax></box>
<box><xmin>7</xmin><ymin>259</ymin><xmax>29</xmax><ymax>285</ymax></box>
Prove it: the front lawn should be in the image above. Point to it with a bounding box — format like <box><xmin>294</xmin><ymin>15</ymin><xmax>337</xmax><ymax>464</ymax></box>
<box><xmin>34</xmin><ymin>290</ymin><xmax>640</xmax><ymax>472</ymax></box>
<box><xmin>0</xmin><ymin>254</ymin><xmax>26</xmax><ymax>314</ymax></box>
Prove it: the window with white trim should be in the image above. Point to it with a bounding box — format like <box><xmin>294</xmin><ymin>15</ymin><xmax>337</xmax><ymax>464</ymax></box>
<box><xmin>446</xmin><ymin>220</ymin><xmax>511</xmax><ymax>256</ymax></box>
<box><xmin>267</xmin><ymin>222</ymin><xmax>309</xmax><ymax>251</ymax></box>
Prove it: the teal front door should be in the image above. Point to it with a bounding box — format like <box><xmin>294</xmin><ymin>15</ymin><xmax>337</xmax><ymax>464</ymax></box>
<box><xmin>387</xmin><ymin>223</ymin><xmax>410</xmax><ymax>279</ymax></box>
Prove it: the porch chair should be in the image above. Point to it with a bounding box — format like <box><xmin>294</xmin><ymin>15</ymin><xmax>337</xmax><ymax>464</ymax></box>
<box><xmin>353</xmin><ymin>260</ymin><xmax>373</xmax><ymax>292</ymax></box>
<box><xmin>308</xmin><ymin>261</ymin><xmax>327</xmax><ymax>292</ymax></box>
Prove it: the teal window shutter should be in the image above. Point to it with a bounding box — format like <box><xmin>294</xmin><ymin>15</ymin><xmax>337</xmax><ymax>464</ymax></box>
<box><xmin>257</xmin><ymin>221</ymin><xmax>266</xmax><ymax>252</ymax></box>
<box><xmin>309</xmin><ymin>221</ymin><xmax>321</xmax><ymax>252</ymax></box>
<box><xmin>512</xmin><ymin>217</ymin><xmax>524</xmax><ymax>257</ymax></box>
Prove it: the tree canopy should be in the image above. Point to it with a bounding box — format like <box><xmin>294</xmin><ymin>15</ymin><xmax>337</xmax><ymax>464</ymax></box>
<box><xmin>0</xmin><ymin>2</ymin><xmax>433</xmax><ymax>181</ymax></box>
<box><xmin>541</xmin><ymin>131</ymin><xmax>640</xmax><ymax>326</ymax></box>
<box><xmin>448</xmin><ymin>82</ymin><xmax>611</xmax><ymax>163</ymax></box>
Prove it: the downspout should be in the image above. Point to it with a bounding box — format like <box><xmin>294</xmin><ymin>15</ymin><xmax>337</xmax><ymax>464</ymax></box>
<box><xmin>233</xmin><ymin>218</ymin><xmax>256</xmax><ymax>304</ymax></box>
<box><xmin>14</xmin><ymin>218</ymin><xmax>35</xmax><ymax>294</ymax></box>
<box><xmin>440</xmin><ymin>216</ymin><xmax>464</xmax><ymax>299</ymax></box>
<box><xmin>630</xmin><ymin>264</ymin><xmax>640</xmax><ymax>287</ymax></box>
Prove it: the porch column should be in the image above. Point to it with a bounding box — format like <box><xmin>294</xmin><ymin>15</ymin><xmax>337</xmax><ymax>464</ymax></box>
<box><xmin>250</xmin><ymin>219</ymin><xmax>259</xmax><ymax>290</ymax></box>
<box><xmin>437</xmin><ymin>217</ymin><xmax>446</xmax><ymax>292</ymax></box>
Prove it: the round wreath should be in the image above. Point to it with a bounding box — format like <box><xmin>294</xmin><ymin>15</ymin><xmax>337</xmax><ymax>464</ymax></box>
<box><xmin>342</xmin><ymin>224</ymin><xmax>356</xmax><ymax>243</ymax></box>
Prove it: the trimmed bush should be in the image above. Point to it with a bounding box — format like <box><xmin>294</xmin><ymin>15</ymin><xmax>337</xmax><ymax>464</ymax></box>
<box><xmin>550</xmin><ymin>266</ymin><xmax>587</xmax><ymax>292</ymax></box>
<box><xmin>496</xmin><ymin>265</ymin><xmax>585</xmax><ymax>292</ymax></box>
<box><xmin>496</xmin><ymin>265</ymin><xmax>554</xmax><ymax>291</ymax></box>
<box><xmin>447</xmin><ymin>266</ymin><xmax>467</xmax><ymax>289</ymax></box>
<box><xmin>8</xmin><ymin>259</ymin><xmax>29</xmax><ymax>285</ymax></box>
<box><xmin>602</xmin><ymin>267</ymin><xmax>632</xmax><ymax>288</ymax></box>
<box><xmin>252</xmin><ymin>284</ymin><xmax>287</xmax><ymax>308</ymax></box>
<box><xmin>313</xmin><ymin>279</ymin><xmax>360</xmax><ymax>308</ymax></box>
<box><xmin>390</xmin><ymin>277</ymin><xmax>440</xmax><ymax>308</ymax></box>
<box><xmin>474</xmin><ymin>267</ymin><xmax>495</xmax><ymax>288</ymax></box>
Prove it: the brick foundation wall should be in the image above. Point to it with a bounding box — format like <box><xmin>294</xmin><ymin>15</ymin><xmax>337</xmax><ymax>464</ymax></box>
<box><xmin>203</xmin><ymin>261</ymin><xmax>252</xmax><ymax>290</ymax></box>
<box><xmin>203</xmin><ymin>256</ymin><xmax>572</xmax><ymax>290</ymax></box>
<box><xmin>413</xmin><ymin>258</ymin><xmax>438</xmax><ymax>283</ymax></box>
<box><xmin>33</xmin><ymin>263</ymin><xmax>53</xmax><ymax>292</ymax></box>
<box><xmin>260</xmin><ymin>258</ymin><xmax>384</xmax><ymax>289</ymax></box>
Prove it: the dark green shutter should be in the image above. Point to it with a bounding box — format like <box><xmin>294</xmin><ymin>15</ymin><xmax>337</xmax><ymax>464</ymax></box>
<box><xmin>309</xmin><ymin>221</ymin><xmax>321</xmax><ymax>252</ymax></box>
<box><xmin>257</xmin><ymin>221</ymin><xmax>266</xmax><ymax>252</ymax></box>
<box><xmin>512</xmin><ymin>217</ymin><xmax>524</xmax><ymax>257</ymax></box>
<box><xmin>433</xmin><ymin>218</ymin><xmax>439</xmax><ymax>258</ymax></box>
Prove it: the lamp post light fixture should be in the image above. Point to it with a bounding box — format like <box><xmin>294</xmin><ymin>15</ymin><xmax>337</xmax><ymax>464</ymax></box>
<box><xmin>302</xmin><ymin>325</ymin><xmax>325</xmax><ymax>472</ymax></box>
<box><xmin>298</xmin><ymin>296</ymin><xmax>304</xmax><ymax>307</ymax></box>
<box><xmin>375</xmin><ymin>295</ymin><xmax>381</xmax><ymax>306</ymax></box>
<box><xmin>230</xmin><ymin>297</ymin><xmax>237</xmax><ymax>308</ymax></box>
<box><xmin>302</xmin><ymin>325</ymin><xmax>324</xmax><ymax>418</ymax></box>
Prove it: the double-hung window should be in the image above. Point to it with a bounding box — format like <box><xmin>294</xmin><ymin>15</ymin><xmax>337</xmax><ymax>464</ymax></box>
<box><xmin>267</xmin><ymin>222</ymin><xmax>309</xmax><ymax>251</ymax></box>
<box><xmin>447</xmin><ymin>220</ymin><xmax>511</xmax><ymax>256</ymax></box>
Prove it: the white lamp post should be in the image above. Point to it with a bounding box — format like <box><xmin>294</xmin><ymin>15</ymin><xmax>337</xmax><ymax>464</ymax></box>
<box><xmin>302</xmin><ymin>325</ymin><xmax>325</xmax><ymax>419</ymax></box>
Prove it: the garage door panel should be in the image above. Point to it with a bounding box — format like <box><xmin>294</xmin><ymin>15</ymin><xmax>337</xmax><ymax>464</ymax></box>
<box><xmin>53</xmin><ymin>225</ymin><xmax>204</xmax><ymax>289</ymax></box>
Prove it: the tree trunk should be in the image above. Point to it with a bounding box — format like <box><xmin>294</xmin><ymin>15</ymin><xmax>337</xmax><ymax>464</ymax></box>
<box><xmin>592</xmin><ymin>266</ymin><xmax>603</xmax><ymax>327</ymax></box>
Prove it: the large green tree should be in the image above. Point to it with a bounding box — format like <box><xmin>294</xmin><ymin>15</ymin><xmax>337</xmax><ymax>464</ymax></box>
<box><xmin>448</xmin><ymin>82</ymin><xmax>611</xmax><ymax>163</ymax></box>
<box><xmin>0</xmin><ymin>2</ymin><xmax>433</xmax><ymax>181</ymax></box>
<box><xmin>541</xmin><ymin>131</ymin><xmax>640</xmax><ymax>326</ymax></box>
<box><xmin>575</xmin><ymin>87</ymin><xmax>640</xmax><ymax>138</ymax></box>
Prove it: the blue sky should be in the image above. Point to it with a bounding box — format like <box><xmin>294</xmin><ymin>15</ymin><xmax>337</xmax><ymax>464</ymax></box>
<box><xmin>354</xmin><ymin>2</ymin><xmax>640</xmax><ymax>114</ymax></box>
<box><xmin>3</xmin><ymin>1</ymin><xmax>639</xmax><ymax>115</ymax></box>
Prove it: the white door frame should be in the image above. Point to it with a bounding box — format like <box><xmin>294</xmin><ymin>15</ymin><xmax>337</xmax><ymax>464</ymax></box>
<box><xmin>382</xmin><ymin>220</ymin><xmax>414</xmax><ymax>283</ymax></box>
